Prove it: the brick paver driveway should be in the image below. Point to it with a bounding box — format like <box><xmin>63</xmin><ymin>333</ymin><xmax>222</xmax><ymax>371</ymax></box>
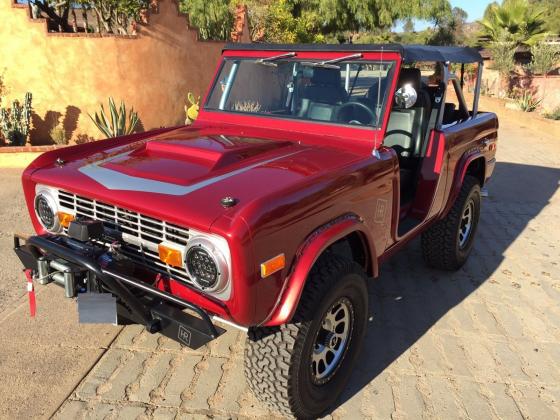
<box><xmin>2</xmin><ymin>115</ymin><xmax>560</xmax><ymax>419</ymax></box>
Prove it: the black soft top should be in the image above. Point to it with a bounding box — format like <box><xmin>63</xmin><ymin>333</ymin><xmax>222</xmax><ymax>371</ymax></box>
<box><xmin>223</xmin><ymin>43</ymin><xmax>482</xmax><ymax>63</ymax></box>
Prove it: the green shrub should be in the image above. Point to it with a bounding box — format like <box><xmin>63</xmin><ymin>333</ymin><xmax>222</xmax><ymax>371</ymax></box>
<box><xmin>543</xmin><ymin>106</ymin><xmax>560</xmax><ymax>120</ymax></box>
<box><xmin>49</xmin><ymin>125</ymin><xmax>68</xmax><ymax>145</ymax></box>
<box><xmin>75</xmin><ymin>133</ymin><xmax>95</xmax><ymax>144</ymax></box>
<box><xmin>528</xmin><ymin>42</ymin><xmax>560</xmax><ymax>75</ymax></box>
<box><xmin>489</xmin><ymin>39</ymin><xmax>516</xmax><ymax>77</ymax></box>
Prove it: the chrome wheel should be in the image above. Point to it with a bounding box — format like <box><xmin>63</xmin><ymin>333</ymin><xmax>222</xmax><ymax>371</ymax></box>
<box><xmin>459</xmin><ymin>199</ymin><xmax>474</xmax><ymax>248</ymax></box>
<box><xmin>311</xmin><ymin>297</ymin><xmax>354</xmax><ymax>385</ymax></box>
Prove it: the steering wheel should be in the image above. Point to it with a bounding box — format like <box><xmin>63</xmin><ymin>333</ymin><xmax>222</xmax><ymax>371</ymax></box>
<box><xmin>335</xmin><ymin>101</ymin><xmax>376</xmax><ymax>125</ymax></box>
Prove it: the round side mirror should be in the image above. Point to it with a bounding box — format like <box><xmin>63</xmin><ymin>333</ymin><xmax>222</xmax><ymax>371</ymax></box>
<box><xmin>394</xmin><ymin>84</ymin><xmax>417</xmax><ymax>109</ymax></box>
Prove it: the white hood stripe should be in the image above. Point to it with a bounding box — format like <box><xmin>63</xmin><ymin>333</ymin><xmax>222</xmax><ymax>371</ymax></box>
<box><xmin>79</xmin><ymin>150</ymin><xmax>302</xmax><ymax>196</ymax></box>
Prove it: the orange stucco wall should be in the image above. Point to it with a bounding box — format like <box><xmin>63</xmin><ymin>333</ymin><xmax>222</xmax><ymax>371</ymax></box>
<box><xmin>0</xmin><ymin>0</ymin><xmax>225</xmax><ymax>144</ymax></box>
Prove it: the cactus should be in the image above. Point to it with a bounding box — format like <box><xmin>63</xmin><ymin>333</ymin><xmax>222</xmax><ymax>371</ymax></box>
<box><xmin>185</xmin><ymin>92</ymin><xmax>200</xmax><ymax>125</ymax></box>
<box><xmin>89</xmin><ymin>97</ymin><xmax>139</xmax><ymax>138</ymax></box>
<box><xmin>0</xmin><ymin>92</ymin><xmax>32</xmax><ymax>146</ymax></box>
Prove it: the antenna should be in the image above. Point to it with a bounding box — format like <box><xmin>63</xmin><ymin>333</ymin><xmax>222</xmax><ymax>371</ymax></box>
<box><xmin>373</xmin><ymin>46</ymin><xmax>384</xmax><ymax>158</ymax></box>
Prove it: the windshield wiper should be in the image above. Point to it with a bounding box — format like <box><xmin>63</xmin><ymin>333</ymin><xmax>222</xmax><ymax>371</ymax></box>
<box><xmin>301</xmin><ymin>53</ymin><xmax>362</xmax><ymax>69</ymax></box>
<box><xmin>255</xmin><ymin>52</ymin><xmax>297</xmax><ymax>67</ymax></box>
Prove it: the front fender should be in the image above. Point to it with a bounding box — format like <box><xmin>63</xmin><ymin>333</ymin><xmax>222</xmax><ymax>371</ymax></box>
<box><xmin>263</xmin><ymin>214</ymin><xmax>377</xmax><ymax>326</ymax></box>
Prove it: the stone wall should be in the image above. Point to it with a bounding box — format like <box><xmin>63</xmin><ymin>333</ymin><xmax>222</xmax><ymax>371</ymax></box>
<box><xmin>481</xmin><ymin>66</ymin><xmax>560</xmax><ymax>112</ymax></box>
<box><xmin>0</xmin><ymin>0</ymin><xmax>225</xmax><ymax>144</ymax></box>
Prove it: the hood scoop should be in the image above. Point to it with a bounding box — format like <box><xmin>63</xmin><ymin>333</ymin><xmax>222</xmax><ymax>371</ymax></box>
<box><xmin>141</xmin><ymin>137</ymin><xmax>293</xmax><ymax>171</ymax></box>
<box><xmin>79</xmin><ymin>135</ymin><xmax>301</xmax><ymax>195</ymax></box>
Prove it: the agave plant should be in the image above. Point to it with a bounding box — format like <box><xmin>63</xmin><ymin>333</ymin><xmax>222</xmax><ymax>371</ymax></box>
<box><xmin>89</xmin><ymin>97</ymin><xmax>139</xmax><ymax>138</ymax></box>
<box><xmin>516</xmin><ymin>90</ymin><xmax>542</xmax><ymax>112</ymax></box>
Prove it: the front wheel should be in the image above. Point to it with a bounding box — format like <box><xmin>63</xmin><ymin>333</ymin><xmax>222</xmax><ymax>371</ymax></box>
<box><xmin>421</xmin><ymin>175</ymin><xmax>481</xmax><ymax>270</ymax></box>
<box><xmin>244</xmin><ymin>255</ymin><xmax>368</xmax><ymax>419</ymax></box>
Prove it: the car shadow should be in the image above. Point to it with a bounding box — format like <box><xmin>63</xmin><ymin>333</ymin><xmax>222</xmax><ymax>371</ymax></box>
<box><xmin>333</xmin><ymin>160</ymin><xmax>560</xmax><ymax>411</ymax></box>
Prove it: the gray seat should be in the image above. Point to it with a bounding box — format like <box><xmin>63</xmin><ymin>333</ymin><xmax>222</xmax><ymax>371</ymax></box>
<box><xmin>298</xmin><ymin>99</ymin><xmax>336</xmax><ymax>121</ymax></box>
<box><xmin>384</xmin><ymin>68</ymin><xmax>431</xmax><ymax>161</ymax></box>
<box><xmin>301</xmin><ymin>68</ymin><xmax>347</xmax><ymax>104</ymax></box>
<box><xmin>385</xmin><ymin>109</ymin><xmax>423</xmax><ymax>159</ymax></box>
<box><xmin>298</xmin><ymin>68</ymin><xmax>347</xmax><ymax>121</ymax></box>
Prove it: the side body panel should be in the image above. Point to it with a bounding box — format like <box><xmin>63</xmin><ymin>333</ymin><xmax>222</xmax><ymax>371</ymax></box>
<box><xmin>439</xmin><ymin>112</ymin><xmax>498</xmax><ymax>218</ymax></box>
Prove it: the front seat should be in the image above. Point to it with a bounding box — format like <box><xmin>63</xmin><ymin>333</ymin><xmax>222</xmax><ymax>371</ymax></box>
<box><xmin>384</xmin><ymin>68</ymin><xmax>431</xmax><ymax>161</ymax></box>
<box><xmin>298</xmin><ymin>68</ymin><xmax>347</xmax><ymax>121</ymax></box>
<box><xmin>384</xmin><ymin>68</ymin><xmax>431</xmax><ymax>196</ymax></box>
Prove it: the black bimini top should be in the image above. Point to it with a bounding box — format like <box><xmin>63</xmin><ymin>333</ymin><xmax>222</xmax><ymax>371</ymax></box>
<box><xmin>223</xmin><ymin>43</ymin><xmax>482</xmax><ymax>63</ymax></box>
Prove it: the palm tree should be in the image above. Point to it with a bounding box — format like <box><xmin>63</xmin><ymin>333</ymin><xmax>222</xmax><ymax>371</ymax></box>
<box><xmin>478</xmin><ymin>0</ymin><xmax>547</xmax><ymax>46</ymax></box>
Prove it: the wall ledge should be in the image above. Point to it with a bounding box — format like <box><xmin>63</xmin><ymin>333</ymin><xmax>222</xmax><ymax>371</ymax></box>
<box><xmin>0</xmin><ymin>145</ymin><xmax>66</xmax><ymax>153</ymax></box>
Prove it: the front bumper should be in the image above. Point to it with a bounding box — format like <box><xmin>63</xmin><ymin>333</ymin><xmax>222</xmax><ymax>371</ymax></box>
<box><xmin>14</xmin><ymin>234</ymin><xmax>226</xmax><ymax>349</ymax></box>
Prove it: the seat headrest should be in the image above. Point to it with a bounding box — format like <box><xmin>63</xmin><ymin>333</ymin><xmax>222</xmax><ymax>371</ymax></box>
<box><xmin>397</xmin><ymin>68</ymin><xmax>421</xmax><ymax>91</ymax></box>
<box><xmin>311</xmin><ymin>68</ymin><xmax>342</xmax><ymax>86</ymax></box>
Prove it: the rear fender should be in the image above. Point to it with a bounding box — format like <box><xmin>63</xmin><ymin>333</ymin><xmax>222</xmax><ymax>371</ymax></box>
<box><xmin>263</xmin><ymin>214</ymin><xmax>377</xmax><ymax>327</ymax></box>
<box><xmin>441</xmin><ymin>153</ymin><xmax>486</xmax><ymax>218</ymax></box>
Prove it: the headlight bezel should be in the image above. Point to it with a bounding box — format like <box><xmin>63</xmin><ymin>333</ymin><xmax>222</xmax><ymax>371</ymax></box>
<box><xmin>185</xmin><ymin>235</ymin><xmax>230</xmax><ymax>294</ymax></box>
<box><xmin>34</xmin><ymin>186</ymin><xmax>61</xmax><ymax>233</ymax></box>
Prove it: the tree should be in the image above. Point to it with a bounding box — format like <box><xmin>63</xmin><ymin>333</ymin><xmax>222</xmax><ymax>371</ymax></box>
<box><xmin>314</xmin><ymin>0</ymin><xmax>451</xmax><ymax>34</ymax></box>
<box><xmin>30</xmin><ymin>0</ymin><xmax>148</xmax><ymax>34</ymax></box>
<box><xmin>80</xmin><ymin>0</ymin><xmax>149</xmax><ymax>34</ymax></box>
<box><xmin>429</xmin><ymin>6</ymin><xmax>468</xmax><ymax>45</ymax></box>
<box><xmin>478</xmin><ymin>0</ymin><xmax>547</xmax><ymax>46</ymax></box>
<box><xmin>30</xmin><ymin>1</ymin><xmax>72</xmax><ymax>32</ymax></box>
<box><xmin>529</xmin><ymin>0</ymin><xmax>560</xmax><ymax>36</ymax></box>
<box><xmin>179</xmin><ymin>0</ymin><xmax>233</xmax><ymax>40</ymax></box>
<box><xmin>246</xmin><ymin>0</ymin><xmax>456</xmax><ymax>43</ymax></box>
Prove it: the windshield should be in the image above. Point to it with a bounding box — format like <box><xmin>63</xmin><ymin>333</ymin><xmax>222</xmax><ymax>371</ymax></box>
<box><xmin>205</xmin><ymin>57</ymin><xmax>395</xmax><ymax>128</ymax></box>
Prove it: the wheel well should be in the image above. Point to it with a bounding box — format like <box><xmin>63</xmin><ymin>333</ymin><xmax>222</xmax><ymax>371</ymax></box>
<box><xmin>465</xmin><ymin>157</ymin><xmax>485</xmax><ymax>187</ymax></box>
<box><xmin>325</xmin><ymin>231</ymin><xmax>372</xmax><ymax>276</ymax></box>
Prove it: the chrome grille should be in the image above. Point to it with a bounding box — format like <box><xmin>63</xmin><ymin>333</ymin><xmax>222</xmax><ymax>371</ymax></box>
<box><xmin>57</xmin><ymin>190</ymin><xmax>192</xmax><ymax>283</ymax></box>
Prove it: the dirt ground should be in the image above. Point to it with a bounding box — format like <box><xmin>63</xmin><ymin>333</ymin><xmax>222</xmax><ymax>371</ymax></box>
<box><xmin>0</xmin><ymin>110</ymin><xmax>559</xmax><ymax>419</ymax></box>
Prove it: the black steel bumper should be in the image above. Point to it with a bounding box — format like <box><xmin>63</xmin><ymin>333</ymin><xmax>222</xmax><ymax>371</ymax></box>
<box><xmin>13</xmin><ymin>234</ymin><xmax>225</xmax><ymax>349</ymax></box>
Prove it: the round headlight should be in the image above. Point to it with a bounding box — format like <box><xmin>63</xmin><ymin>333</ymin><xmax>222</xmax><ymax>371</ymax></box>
<box><xmin>34</xmin><ymin>191</ymin><xmax>60</xmax><ymax>232</ymax></box>
<box><xmin>185</xmin><ymin>237</ymin><xmax>228</xmax><ymax>292</ymax></box>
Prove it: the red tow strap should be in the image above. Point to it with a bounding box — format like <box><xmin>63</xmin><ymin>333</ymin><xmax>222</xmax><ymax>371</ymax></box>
<box><xmin>24</xmin><ymin>269</ymin><xmax>36</xmax><ymax>317</ymax></box>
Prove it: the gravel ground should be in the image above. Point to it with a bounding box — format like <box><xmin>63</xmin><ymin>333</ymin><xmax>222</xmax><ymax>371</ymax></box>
<box><xmin>0</xmin><ymin>169</ymin><xmax>32</xmax><ymax>315</ymax></box>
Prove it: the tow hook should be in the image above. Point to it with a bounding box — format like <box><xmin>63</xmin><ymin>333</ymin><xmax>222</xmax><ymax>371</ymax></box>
<box><xmin>146</xmin><ymin>318</ymin><xmax>162</xmax><ymax>334</ymax></box>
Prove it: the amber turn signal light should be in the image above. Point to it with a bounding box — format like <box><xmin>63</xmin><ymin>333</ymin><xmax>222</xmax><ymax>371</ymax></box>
<box><xmin>57</xmin><ymin>211</ymin><xmax>75</xmax><ymax>228</ymax></box>
<box><xmin>158</xmin><ymin>243</ymin><xmax>184</xmax><ymax>268</ymax></box>
<box><xmin>261</xmin><ymin>253</ymin><xmax>285</xmax><ymax>278</ymax></box>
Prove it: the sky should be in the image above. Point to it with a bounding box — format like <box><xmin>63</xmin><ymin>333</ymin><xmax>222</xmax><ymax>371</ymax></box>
<box><xmin>395</xmin><ymin>0</ymin><xmax>493</xmax><ymax>32</ymax></box>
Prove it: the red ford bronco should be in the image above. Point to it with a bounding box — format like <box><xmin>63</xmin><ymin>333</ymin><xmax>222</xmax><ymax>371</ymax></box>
<box><xmin>15</xmin><ymin>44</ymin><xmax>497</xmax><ymax>418</ymax></box>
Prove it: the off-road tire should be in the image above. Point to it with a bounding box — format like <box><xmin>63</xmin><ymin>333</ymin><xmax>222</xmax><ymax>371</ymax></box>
<box><xmin>244</xmin><ymin>254</ymin><xmax>368</xmax><ymax>419</ymax></box>
<box><xmin>421</xmin><ymin>175</ymin><xmax>481</xmax><ymax>270</ymax></box>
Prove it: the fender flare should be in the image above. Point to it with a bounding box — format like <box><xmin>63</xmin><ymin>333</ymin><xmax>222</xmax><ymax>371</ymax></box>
<box><xmin>441</xmin><ymin>152</ymin><xmax>486</xmax><ymax>218</ymax></box>
<box><xmin>263</xmin><ymin>214</ymin><xmax>377</xmax><ymax>327</ymax></box>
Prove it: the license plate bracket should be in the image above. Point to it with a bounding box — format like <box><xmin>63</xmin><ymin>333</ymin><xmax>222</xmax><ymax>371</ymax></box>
<box><xmin>78</xmin><ymin>292</ymin><xmax>118</xmax><ymax>324</ymax></box>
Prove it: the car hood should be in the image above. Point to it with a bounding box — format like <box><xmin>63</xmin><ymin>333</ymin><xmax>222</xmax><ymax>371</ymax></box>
<box><xmin>31</xmin><ymin>126</ymin><xmax>363</xmax><ymax>232</ymax></box>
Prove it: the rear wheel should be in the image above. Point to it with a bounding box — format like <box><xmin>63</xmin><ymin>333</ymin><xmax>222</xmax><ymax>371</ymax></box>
<box><xmin>244</xmin><ymin>255</ymin><xmax>368</xmax><ymax>418</ymax></box>
<box><xmin>421</xmin><ymin>175</ymin><xmax>481</xmax><ymax>270</ymax></box>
